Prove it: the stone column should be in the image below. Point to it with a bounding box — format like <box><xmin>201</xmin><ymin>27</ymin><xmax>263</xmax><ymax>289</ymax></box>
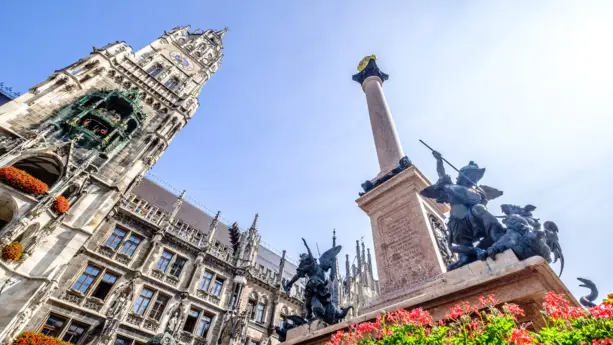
<box><xmin>352</xmin><ymin>58</ymin><xmax>405</xmax><ymax>177</ymax></box>
<box><xmin>354</xmin><ymin>57</ymin><xmax>450</xmax><ymax>308</ymax></box>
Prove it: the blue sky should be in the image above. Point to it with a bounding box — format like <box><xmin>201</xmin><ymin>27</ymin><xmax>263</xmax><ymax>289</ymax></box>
<box><xmin>1</xmin><ymin>1</ymin><xmax>612</xmax><ymax>300</ymax></box>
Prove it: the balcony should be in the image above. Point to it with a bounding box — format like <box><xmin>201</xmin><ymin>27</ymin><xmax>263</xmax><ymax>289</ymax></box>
<box><xmin>122</xmin><ymin>193</ymin><xmax>236</xmax><ymax>263</ymax></box>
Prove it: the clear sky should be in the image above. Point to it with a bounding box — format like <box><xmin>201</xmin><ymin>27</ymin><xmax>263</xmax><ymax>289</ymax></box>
<box><xmin>1</xmin><ymin>1</ymin><xmax>612</xmax><ymax>301</ymax></box>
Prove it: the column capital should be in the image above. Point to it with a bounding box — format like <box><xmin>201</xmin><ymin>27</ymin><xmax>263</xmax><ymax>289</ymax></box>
<box><xmin>352</xmin><ymin>57</ymin><xmax>389</xmax><ymax>86</ymax></box>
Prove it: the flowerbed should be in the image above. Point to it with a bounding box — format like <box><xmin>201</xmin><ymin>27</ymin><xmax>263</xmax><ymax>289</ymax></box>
<box><xmin>11</xmin><ymin>332</ymin><xmax>71</xmax><ymax>345</ymax></box>
<box><xmin>328</xmin><ymin>292</ymin><xmax>613</xmax><ymax>345</ymax></box>
<box><xmin>2</xmin><ymin>241</ymin><xmax>23</xmax><ymax>262</ymax></box>
<box><xmin>52</xmin><ymin>195</ymin><xmax>70</xmax><ymax>214</ymax></box>
<box><xmin>0</xmin><ymin>166</ymin><xmax>49</xmax><ymax>195</ymax></box>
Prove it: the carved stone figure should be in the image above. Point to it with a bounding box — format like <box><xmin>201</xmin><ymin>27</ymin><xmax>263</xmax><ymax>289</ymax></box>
<box><xmin>283</xmin><ymin>238</ymin><xmax>352</xmax><ymax>324</ymax></box>
<box><xmin>427</xmin><ymin>214</ymin><xmax>454</xmax><ymax>266</ymax></box>
<box><xmin>420</xmin><ymin>150</ymin><xmax>506</xmax><ymax>270</ymax></box>
<box><xmin>102</xmin><ymin>278</ymin><xmax>135</xmax><ymax>338</ymax></box>
<box><xmin>166</xmin><ymin>312</ymin><xmax>179</xmax><ymax>333</ymax></box>
<box><xmin>275</xmin><ymin>315</ymin><xmax>308</xmax><ymax>342</ymax></box>
<box><xmin>217</xmin><ymin>310</ymin><xmax>248</xmax><ymax>344</ymax></box>
<box><xmin>577</xmin><ymin>277</ymin><xmax>599</xmax><ymax>308</ymax></box>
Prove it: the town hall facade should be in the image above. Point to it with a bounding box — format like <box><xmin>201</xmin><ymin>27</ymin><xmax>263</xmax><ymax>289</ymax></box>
<box><xmin>0</xmin><ymin>26</ymin><xmax>378</xmax><ymax>345</ymax></box>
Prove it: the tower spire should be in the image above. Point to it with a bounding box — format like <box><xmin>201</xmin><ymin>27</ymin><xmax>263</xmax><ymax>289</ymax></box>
<box><xmin>216</xmin><ymin>27</ymin><xmax>228</xmax><ymax>39</ymax></box>
<box><xmin>356</xmin><ymin>240</ymin><xmax>362</xmax><ymax>274</ymax></box>
<box><xmin>249</xmin><ymin>213</ymin><xmax>259</xmax><ymax>231</ymax></box>
<box><xmin>206</xmin><ymin>211</ymin><xmax>221</xmax><ymax>246</ymax></box>
<box><xmin>168</xmin><ymin>190</ymin><xmax>186</xmax><ymax>222</ymax></box>
<box><xmin>332</xmin><ymin>229</ymin><xmax>337</xmax><ymax>247</ymax></box>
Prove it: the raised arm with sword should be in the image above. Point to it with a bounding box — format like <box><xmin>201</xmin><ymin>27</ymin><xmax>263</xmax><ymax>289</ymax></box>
<box><xmin>418</xmin><ymin>140</ymin><xmax>506</xmax><ymax>270</ymax></box>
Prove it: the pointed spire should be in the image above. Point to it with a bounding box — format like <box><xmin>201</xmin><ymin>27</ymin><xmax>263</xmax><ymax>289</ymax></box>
<box><xmin>277</xmin><ymin>250</ymin><xmax>287</xmax><ymax>287</ymax></box>
<box><xmin>332</xmin><ymin>229</ymin><xmax>337</xmax><ymax>247</ymax></box>
<box><xmin>356</xmin><ymin>240</ymin><xmax>362</xmax><ymax>272</ymax></box>
<box><xmin>249</xmin><ymin>213</ymin><xmax>259</xmax><ymax>232</ymax></box>
<box><xmin>361</xmin><ymin>241</ymin><xmax>366</xmax><ymax>264</ymax></box>
<box><xmin>168</xmin><ymin>189</ymin><xmax>186</xmax><ymax>221</ymax></box>
<box><xmin>216</xmin><ymin>27</ymin><xmax>228</xmax><ymax>39</ymax></box>
<box><xmin>367</xmin><ymin>248</ymin><xmax>374</xmax><ymax>279</ymax></box>
<box><xmin>207</xmin><ymin>211</ymin><xmax>221</xmax><ymax>245</ymax></box>
<box><xmin>345</xmin><ymin>254</ymin><xmax>351</xmax><ymax>280</ymax></box>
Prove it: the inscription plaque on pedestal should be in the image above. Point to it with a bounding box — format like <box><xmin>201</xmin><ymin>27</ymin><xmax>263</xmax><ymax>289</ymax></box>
<box><xmin>357</xmin><ymin>166</ymin><xmax>448</xmax><ymax>299</ymax></box>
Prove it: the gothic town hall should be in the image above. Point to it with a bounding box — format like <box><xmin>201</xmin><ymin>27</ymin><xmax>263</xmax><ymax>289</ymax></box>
<box><xmin>0</xmin><ymin>27</ymin><xmax>379</xmax><ymax>345</ymax></box>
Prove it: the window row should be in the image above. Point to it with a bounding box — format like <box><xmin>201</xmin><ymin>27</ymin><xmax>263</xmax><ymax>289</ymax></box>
<box><xmin>39</xmin><ymin>314</ymin><xmax>89</xmax><ymax>345</ymax></box>
<box><xmin>246</xmin><ymin>292</ymin><xmax>268</xmax><ymax>323</ymax></box>
<box><xmin>198</xmin><ymin>270</ymin><xmax>224</xmax><ymax>297</ymax></box>
<box><xmin>104</xmin><ymin>227</ymin><xmax>143</xmax><ymax>258</ymax></box>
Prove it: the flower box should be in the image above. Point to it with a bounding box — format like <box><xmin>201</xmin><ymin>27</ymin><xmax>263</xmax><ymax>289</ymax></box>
<box><xmin>11</xmin><ymin>332</ymin><xmax>71</xmax><ymax>345</ymax></box>
<box><xmin>0</xmin><ymin>166</ymin><xmax>49</xmax><ymax>195</ymax></box>
<box><xmin>2</xmin><ymin>242</ymin><xmax>23</xmax><ymax>262</ymax></box>
<box><xmin>327</xmin><ymin>292</ymin><xmax>613</xmax><ymax>345</ymax></box>
<box><xmin>52</xmin><ymin>195</ymin><xmax>70</xmax><ymax>214</ymax></box>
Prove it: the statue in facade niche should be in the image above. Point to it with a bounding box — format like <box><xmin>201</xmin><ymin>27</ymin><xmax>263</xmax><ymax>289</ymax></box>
<box><xmin>420</xmin><ymin>150</ymin><xmax>506</xmax><ymax>270</ymax></box>
<box><xmin>283</xmin><ymin>238</ymin><xmax>352</xmax><ymax>325</ymax></box>
<box><xmin>217</xmin><ymin>310</ymin><xmax>248</xmax><ymax>344</ymax></box>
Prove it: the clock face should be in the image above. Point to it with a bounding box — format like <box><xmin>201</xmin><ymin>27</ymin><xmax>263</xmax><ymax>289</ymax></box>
<box><xmin>169</xmin><ymin>51</ymin><xmax>193</xmax><ymax>70</ymax></box>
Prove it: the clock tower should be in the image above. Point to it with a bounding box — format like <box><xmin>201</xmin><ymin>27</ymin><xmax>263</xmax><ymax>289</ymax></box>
<box><xmin>0</xmin><ymin>26</ymin><xmax>225</xmax><ymax>340</ymax></box>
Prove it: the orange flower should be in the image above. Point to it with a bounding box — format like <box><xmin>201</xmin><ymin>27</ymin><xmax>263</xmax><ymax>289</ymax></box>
<box><xmin>52</xmin><ymin>195</ymin><xmax>70</xmax><ymax>214</ymax></box>
<box><xmin>2</xmin><ymin>242</ymin><xmax>23</xmax><ymax>262</ymax></box>
<box><xmin>12</xmin><ymin>332</ymin><xmax>72</xmax><ymax>345</ymax></box>
<box><xmin>0</xmin><ymin>166</ymin><xmax>49</xmax><ymax>195</ymax></box>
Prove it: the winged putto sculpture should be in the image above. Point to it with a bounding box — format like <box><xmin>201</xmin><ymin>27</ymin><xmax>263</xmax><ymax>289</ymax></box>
<box><xmin>283</xmin><ymin>238</ymin><xmax>352</xmax><ymax>325</ymax></box>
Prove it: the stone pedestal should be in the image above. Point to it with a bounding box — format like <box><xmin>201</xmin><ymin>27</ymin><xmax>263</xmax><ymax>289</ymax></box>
<box><xmin>283</xmin><ymin>251</ymin><xmax>579</xmax><ymax>345</ymax></box>
<box><xmin>356</xmin><ymin>166</ymin><xmax>449</xmax><ymax>300</ymax></box>
<box><xmin>286</xmin><ymin>320</ymin><xmax>329</xmax><ymax>341</ymax></box>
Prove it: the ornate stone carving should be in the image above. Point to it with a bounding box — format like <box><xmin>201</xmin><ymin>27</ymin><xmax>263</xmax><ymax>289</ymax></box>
<box><xmin>97</xmin><ymin>246</ymin><xmax>114</xmax><ymax>258</ymax></box>
<box><xmin>151</xmin><ymin>270</ymin><xmax>165</xmax><ymax>280</ymax></box>
<box><xmin>176</xmin><ymin>332</ymin><xmax>193</xmax><ymax>343</ymax></box>
<box><xmin>427</xmin><ymin>214</ymin><xmax>454</xmax><ymax>266</ymax></box>
<box><xmin>126</xmin><ymin>313</ymin><xmax>143</xmax><ymax>326</ymax></box>
<box><xmin>116</xmin><ymin>253</ymin><xmax>131</xmax><ymax>265</ymax></box>
<box><xmin>164</xmin><ymin>276</ymin><xmax>179</xmax><ymax>286</ymax></box>
<box><xmin>61</xmin><ymin>291</ymin><xmax>85</xmax><ymax>305</ymax></box>
<box><xmin>196</xmin><ymin>290</ymin><xmax>207</xmax><ymax>299</ymax></box>
<box><xmin>143</xmin><ymin>319</ymin><xmax>159</xmax><ymax>332</ymax></box>
<box><xmin>84</xmin><ymin>298</ymin><xmax>104</xmax><ymax>312</ymax></box>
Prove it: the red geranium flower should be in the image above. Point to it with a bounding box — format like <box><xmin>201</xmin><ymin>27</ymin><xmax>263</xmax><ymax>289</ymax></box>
<box><xmin>0</xmin><ymin>166</ymin><xmax>49</xmax><ymax>195</ymax></box>
<box><xmin>2</xmin><ymin>242</ymin><xmax>23</xmax><ymax>262</ymax></box>
<box><xmin>52</xmin><ymin>195</ymin><xmax>70</xmax><ymax>214</ymax></box>
<box><xmin>11</xmin><ymin>332</ymin><xmax>72</xmax><ymax>345</ymax></box>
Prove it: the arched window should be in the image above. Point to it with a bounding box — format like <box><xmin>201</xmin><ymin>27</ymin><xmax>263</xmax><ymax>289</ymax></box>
<box><xmin>164</xmin><ymin>77</ymin><xmax>180</xmax><ymax>91</ymax></box>
<box><xmin>16</xmin><ymin>223</ymin><xmax>40</xmax><ymax>248</ymax></box>
<box><xmin>256</xmin><ymin>297</ymin><xmax>267</xmax><ymax>323</ymax></box>
<box><xmin>0</xmin><ymin>193</ymin><xmax>17</xmax><ymax>231</ymax></box>
<box><xmin>12</xmin><ymin>154</ymin><xmax>63</xmax><ymax>188</ymax></box>
<box><xmin>148</xmin><ymin>64</ymin><xmax>164</xmax><ymax>78</ymax></box>
<box><xmin>61</xmin><ymin>183</ymin><xmax>80</xmax><ymax>201</ymax></box>
<box><xmin>126</xmin><ymin>119</ymin><xmax>138</xmax><ymax>134</ymax></box>
<box><xmin>168</xmin><ymin>123</ymin><xmax>181</xmax><ymax>139</ymax></box>
<box><xmin>247</xmin><ymin>292</ymin><xmax>258</xmax><ymax>320</ymax></box>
